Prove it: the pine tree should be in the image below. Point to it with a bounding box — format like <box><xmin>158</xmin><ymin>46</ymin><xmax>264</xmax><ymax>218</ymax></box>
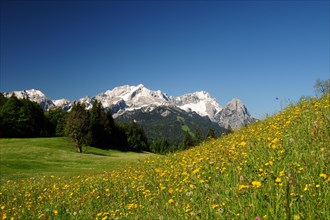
<box><xmin>88</xmin><ymin>101</ymin><xmax>106</xmax><ymax>148</ymax></box>
<box><xmin>0</xmin><ymin>95</ymin><xmax>22</xmax><ymax>137</ymax></box>
<box><xmin>45</xmin><ymin>108</ymin><xmax>67</xmax><ymax>136</ymax></box>
<box><xmin>0</xmin><ymin>95</ymin><xmax>47</xmax><ymax>137</ymax></box>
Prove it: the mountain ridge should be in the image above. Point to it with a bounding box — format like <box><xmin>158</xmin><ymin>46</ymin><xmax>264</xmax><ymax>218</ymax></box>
<box><xmin>2</xmin><ymin>85</ymin><xmax>255</xmax><ymax>130</ymax></box>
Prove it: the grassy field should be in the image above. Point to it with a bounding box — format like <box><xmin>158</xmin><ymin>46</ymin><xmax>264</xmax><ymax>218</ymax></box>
<box><xmin>0</xmin><ymin>95</ymin><xmax>329</xmax><ymax>219</ymax></box>
<box><xmin>0</xmin><ymin>137</ymin><xmax>153</xmax><ymax>181</ymax></box>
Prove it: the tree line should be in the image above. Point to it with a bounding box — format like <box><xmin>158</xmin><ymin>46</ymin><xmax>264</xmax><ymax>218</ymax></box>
<box><xmin>0</xmin><ymin>94</ymin><xmax>148</xmax><ymax>152</ymax></box>
<box><xmin>0</xmin><ymin>94</ymin><xmax>218</xmax><ymax>154</ymax></box>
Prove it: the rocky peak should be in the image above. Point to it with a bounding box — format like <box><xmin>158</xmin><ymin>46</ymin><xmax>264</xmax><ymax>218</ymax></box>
<box><xmin>215</xmin><ymin>98</ymin><xmax>254</xmax><ymax>130</ymax></box>
<box><xmin>174</xmin><ymin>91</ymin><xmax>222</xmax><ymax>120</ymax></box>
<box><xmin>3</xmin><ymin>89</ymin><xmax>55</xmax><ymax>110</ymax></box>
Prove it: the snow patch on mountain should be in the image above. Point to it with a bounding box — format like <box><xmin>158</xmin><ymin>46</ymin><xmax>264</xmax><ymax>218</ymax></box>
<box><xmin>94</xmin><ymin>84</ymin><xmax>170</xmax><ymax>115</ymax></box>
<box><xmin>174</xmin><ymin>91</ymin><xmax>222</xmax><ymax>121</ymax></box>
<box><xmin>3</xmin><ymin>89</ymin><xmax>55</xmax><ymax>110</ymax></box>
<box><xmin>53</xmin><ymin>98</ymin><xmax>72</xmax><ymax>111</ymax></box>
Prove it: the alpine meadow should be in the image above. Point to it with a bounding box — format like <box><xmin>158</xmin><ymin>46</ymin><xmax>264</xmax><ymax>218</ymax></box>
<box><xmin>1</xmin><ymin>1</ymin><xmax>329</xmax><ymax>219</ymax></box>
<box><xmin>1</xmin><ymin>94</ymin><xmax>329</xmax><ymax>219</ymax></box>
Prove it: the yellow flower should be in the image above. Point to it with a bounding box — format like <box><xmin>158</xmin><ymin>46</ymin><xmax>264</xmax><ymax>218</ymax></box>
<box><xmin>320</xmin><ymin>173</ymin><xmax>327</xmax><ymax>179</ymax></box>
<box><xmin>193</xmin><ymin>168</ymin><xmax>200</xmax><ymax>174</ymax></box>
<box><xmin>1</xmin><ymin>205</ymin><xmax>4</xmax><ymax>210</ymax></box>
<box><xmin>304</xmin><ymin>184</ymin><xmax>309</xmax><ymax>191</ymax></box>
<box><xmin>127</xmin><ymin>203</ymin><xmax>138</xmax><ymax>210</ymax></box>
<box><xmin>168</xmin><ymin>199</ymin><xmax>174</xmax><ymax>204</ymax></box>
<box><xmin>275</xmin><ymin>177</ymin><xmax>281</xmax><ymax>183</ymax></box>
<box><xmin>211</xmin><ymin>204</ymin><xmax>219</xmax><ymax>209</ymax></box>
<box><xmin>185</xmin><ymin>204</ymin><xmax>191</xmax><ymax>212</ymax></box>
<box><xmin>53</xmin><ymin>210</ymin><xmax>58</xmax><ymax>215</ymax></box>
<box><xmin>240</xmin><ymin>141</ymin><xmax>247</xmax><ymax>146</ymax></box>
<box><xmin>239</xmin><ymin>184</ymin><xmax>249</xmax><ymax>190</ymax></box>
<box><xmin>252</xmin><ymin>181</ymin><xmax>262</xmax><ymax>188</ymax></box>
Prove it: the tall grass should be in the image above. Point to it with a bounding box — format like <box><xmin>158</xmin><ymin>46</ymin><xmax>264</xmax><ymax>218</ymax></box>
<box><xmin>0</xmin><ymin>95</ymin><xmax>329</xmax><ymax>219</ymax></box>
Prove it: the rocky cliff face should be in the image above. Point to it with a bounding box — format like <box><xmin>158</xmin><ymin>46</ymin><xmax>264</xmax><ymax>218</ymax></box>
<box><xmin>215</xmin><ymin>98</ymin><xmax>254</xmax><ymax>130</ymax></box>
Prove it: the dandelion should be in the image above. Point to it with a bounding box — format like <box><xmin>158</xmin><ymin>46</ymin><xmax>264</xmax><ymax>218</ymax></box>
<box><xmin>185</xmin><ymin>204</ymin><xmax>191</xmax><ymax>213</ymax></box>
<box><xmin>240</xmin><ymin>141</ymin><xmax>247</xmax><ymax>147</ymax></box>
<box><xmin>193</xmin><ymin>168</ymin><xmax>200</xmax><ymax>174</ymax></box>
<box><xmin>252</xmin><ymin>181</ymin><xmax>262</xmax><ymax>188</ymax></box>
<box><xmin>211</xmin><ymin>204</ymin><xmax>219</xmax><ymax>209</ymax></box>
<box><xmin>275</xmin><ymin>177</ymin><xmax>281</xmax><ymax>183</ymax></box>
<box><xmin>127</xmin><ymin>203</ymin><xmax>138</xmax><ymax>210</ymax></box>
<box><xmin>168</xmin><ymin>199</ymin><xmax>174</xmax><ymax>204</ymax></box>
<box><xmin>320</xmin><ymin>173</ymin><xmax>327</xmax><ymax>179</ymax></box>
<box><xmin>239</xmin><ymin>185</ymin><xmax>249</xmax><ymax>190</ymax></box>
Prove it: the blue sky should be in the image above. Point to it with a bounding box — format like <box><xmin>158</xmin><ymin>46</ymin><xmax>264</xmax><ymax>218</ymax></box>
<box><xmin>1</xmin><ymin>0</ymin><xmax>329</xmax><ymax>118</ymax></box>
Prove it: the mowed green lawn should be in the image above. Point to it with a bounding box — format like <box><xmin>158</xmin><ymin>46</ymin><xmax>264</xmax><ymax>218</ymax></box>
<box><xmin>0</xmin><ymin>137</ymin><xmax>153</xmax><ymax>181</ymax></box>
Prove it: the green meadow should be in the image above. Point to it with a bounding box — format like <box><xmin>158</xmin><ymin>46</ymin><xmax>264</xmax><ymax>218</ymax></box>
<box><xmin>0</xmin><ymin>137</ymin><xmax>152</xmax><ymax>181</ymax></box>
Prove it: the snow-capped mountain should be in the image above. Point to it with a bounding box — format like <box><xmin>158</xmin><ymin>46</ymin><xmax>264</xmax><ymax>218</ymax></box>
<box><xmin>2</xmin><ymin>85</ymin><xmax>255</xmax><ymax>130</ymax></box>
<box><xmin>215</xmin><ymin>98</ymin><xmax>254</xmax><ymax>130</ymax></box>
<box><xmin>2</xmin><ymin>89</ymin><xmax>55</xmax><ymax>110</ymax></box>
<box><xmin>174</xmin><ymin>91</ymin><xmax>223</xmax><ymax>121</ymax></box>
<box><xmin>93</xmin><ymin>84</ymin><xmax>170</xmax><ymax>116</ymax></box>
<box><xmin>53</xmin><ymin>98</ymin><xmax>72</xmax><ymax>111</ymax></box>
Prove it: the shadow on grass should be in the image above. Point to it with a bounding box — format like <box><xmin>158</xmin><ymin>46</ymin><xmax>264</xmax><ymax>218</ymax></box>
<box><xmin>84</xmin><ymin>152</ymin><xmax>110</xmax><ymax>157</ymax></box>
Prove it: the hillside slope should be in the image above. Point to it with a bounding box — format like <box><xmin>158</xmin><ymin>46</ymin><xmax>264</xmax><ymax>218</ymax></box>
<box><xmin>0</xmin><ymin>95</ymin><xmax>329</xmax><ymax>219</ymax></box>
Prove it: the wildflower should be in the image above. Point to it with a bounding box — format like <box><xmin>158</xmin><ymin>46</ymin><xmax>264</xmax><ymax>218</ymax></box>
<box><xmin>252</xmin><ymin>181</ymin><xmax>262</xmax><ymax>188</ymax></box>
<box><xmin>185</xmin><ymin>204</ymin><xmax>191</xmax><ymax>213</ymax></box>
<box><xmin>275</xmin><ymin>177</ymin><xmax>281</xmax><ymax>183</ymax></box>
<box><xmin>320</xmin><ymin>173</ymin><xmax>327</xmax><ymax>179</ymax></box>
<box><xmin>53</xmin><ymin>210</ymin><xmax>58</xmax><ymax>215</ymax></box>
<box><xmin>239</xmin><ymin>185</ymin><xmax>249</xmax><ymax>190</ymax></box>
<box><xmin>127</xmin><ymin>203</ymin><xmax>138</xmax><ymax>210</ymax></box>
<box><xmin>240</xmin><ymin>141</ymin><xmax>247</xmax><ymax>147</ymax></box>
<box><xmin>193</xmin><ymin>168</ymin><xmax>200</xmax><ymax>174</ymax></box>
<box><xmin>168</xmin><ymin>199</ymin><xmax>174</xmax><ymax>204</ymax></box>
<box><xmin>304</xmin><ymin>184</ymin><xmax>310</xmax><ymax>191</ymax></box>
<box><xmin>211</xmin><ymin>204</ymin><xmax>219</xmax><ymax>209</ymax></box>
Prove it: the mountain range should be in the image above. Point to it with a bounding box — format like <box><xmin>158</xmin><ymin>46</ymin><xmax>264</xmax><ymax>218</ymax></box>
<box><xmin>2</xmin><ymin>85</ymin><xmax>255</xmax><ymax>142</ymax></box>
